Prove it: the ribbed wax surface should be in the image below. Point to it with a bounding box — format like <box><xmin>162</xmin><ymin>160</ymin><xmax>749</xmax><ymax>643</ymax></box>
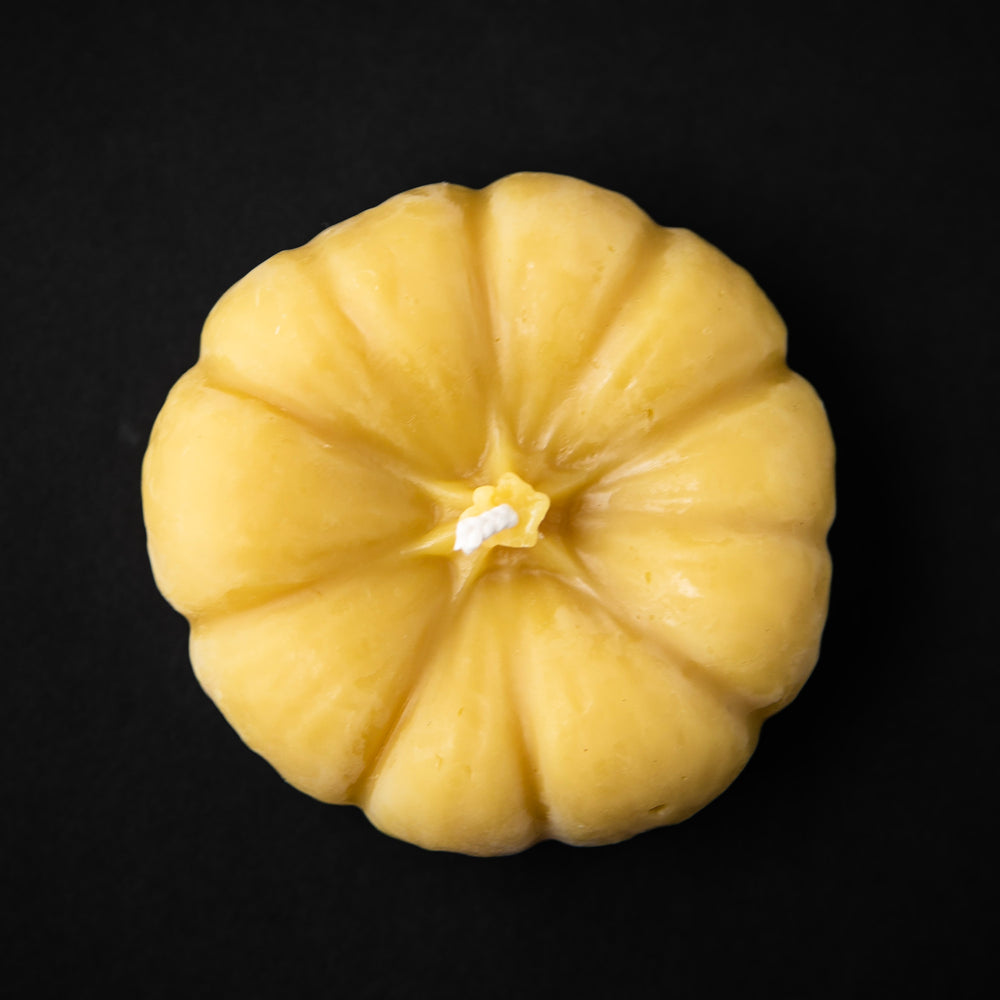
<box><xmin>142</xmin><ymin>173</ymin><xmax>835</xmax><ymax>855</ymax></box>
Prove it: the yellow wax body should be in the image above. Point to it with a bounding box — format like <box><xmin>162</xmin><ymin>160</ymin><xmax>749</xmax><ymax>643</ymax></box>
<box><xmin>142</xmin><ymin>173</ymin><xmax>835</xmax><ymax>855</ymax></box>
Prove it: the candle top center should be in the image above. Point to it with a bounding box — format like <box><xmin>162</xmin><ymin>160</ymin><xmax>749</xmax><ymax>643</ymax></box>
<box><xmin>453</xmin><ymin>472</ymin><xmax>550</xmax><ymax>556</ymax></box>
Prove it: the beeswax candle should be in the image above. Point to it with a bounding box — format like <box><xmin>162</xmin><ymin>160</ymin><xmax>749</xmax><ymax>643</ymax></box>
<box><xmin>142</xmin><ymin>173</ymin><xmax>835</xmax><ymax>855</ymax></box>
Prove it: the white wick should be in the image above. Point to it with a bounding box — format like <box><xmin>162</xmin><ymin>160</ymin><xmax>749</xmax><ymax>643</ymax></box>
<box><xmin>453</xmin><ymin>503</ymin><xmax>519</xmax><ymax>555</ymax></box>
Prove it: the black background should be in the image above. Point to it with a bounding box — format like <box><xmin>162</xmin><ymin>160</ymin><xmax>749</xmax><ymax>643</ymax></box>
<box><xmin>4</xmin><ymin>1</ymin><xmax>997</xmax><ymax>996</ymax></box>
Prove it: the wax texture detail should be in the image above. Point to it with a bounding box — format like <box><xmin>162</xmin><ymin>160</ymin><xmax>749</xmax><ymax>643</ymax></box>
<box><xmin>141</xmin><ymin>173</ymin><xmax>835</xmax><ymax>855</ymax></box>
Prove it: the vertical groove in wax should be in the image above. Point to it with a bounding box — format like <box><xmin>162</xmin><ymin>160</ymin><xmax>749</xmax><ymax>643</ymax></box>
<box><xmin>476</xmin><ymin>173</ymin><xmax>655</xmax><ymax>452</ymax></box>
<box><xmin>459</xmin><ymin>186</ymin><xmax>508</xmax><ymax>474</ymax></box>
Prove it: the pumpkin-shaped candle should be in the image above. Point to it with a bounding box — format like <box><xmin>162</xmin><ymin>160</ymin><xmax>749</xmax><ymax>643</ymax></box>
<box><xmin>142</xmin><ymin>173</ymin><xmax>835</xmax><ymax>855</ymax></box>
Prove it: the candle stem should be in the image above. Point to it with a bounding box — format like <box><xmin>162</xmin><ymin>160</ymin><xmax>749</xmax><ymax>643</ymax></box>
<box><xmin>452</xmin><ymin>472</ymin><xmax>550</xmax><ymax>557</ymax></box>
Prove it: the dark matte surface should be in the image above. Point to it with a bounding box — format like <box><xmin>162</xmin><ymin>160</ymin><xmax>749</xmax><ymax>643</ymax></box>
<box><xmin>4</xmin><ymin>2</ymin><xmax>997</xmax><ymax>996</ymax></box>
